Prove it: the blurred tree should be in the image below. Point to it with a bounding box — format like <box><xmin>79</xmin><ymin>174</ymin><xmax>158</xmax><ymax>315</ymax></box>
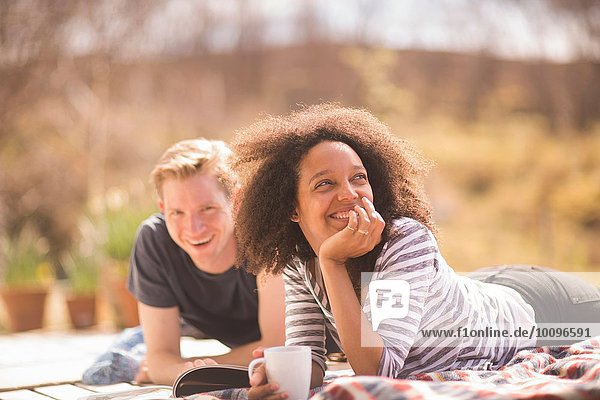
<box><xmin>509</xmin><ymin>0</ymin><xmax>600</xmax><ymax>131</ymax></box>
<box><xmin>342</xmin><ymin>41</ymin><xmax>599</xmax><ymax>272</ymax></box>
<box><xmin>295</xmin><ymin>0</ymin><xmax>326</xmax><ymax>45</ymax></box>
<box><xmin>232</xmin><ymin>0</ymin><xmax>266</xmax><ymax>95</ymax></box>
<box><xmin>352</xmin><ymin>0</ymin><xmax>383</xmax><ymax>45</ymax></box>
<box><xmin>1</xmin><ymin>0</ymin><xmax>598</xmax><ymax>278</ymax></box>
<box><xmin>546</xmin><ymin>0</ymin><xmax>599</xmax><ymax>61</ymax></box>
<box><xmin>0</xmin><ymin>0</ymin><xmax>160</xmax><ymax>273</ymax></box>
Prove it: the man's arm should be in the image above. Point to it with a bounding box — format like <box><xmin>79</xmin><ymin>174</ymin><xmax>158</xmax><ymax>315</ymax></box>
<box><xmin>139</xmin><ymin>303</ymin><xmax>192</xmax><ymax>385</ymax></box>
<box><xmin>211</xmin><ymin>271</ymin><xmax>286</xmax><ymax>365</ymax></box>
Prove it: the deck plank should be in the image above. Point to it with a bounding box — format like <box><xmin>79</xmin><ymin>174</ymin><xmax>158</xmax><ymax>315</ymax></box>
<box><xmin>75</xmin><ymin>382</ymin><xmax>137</xmax><ymax>393</ymax></box>
<box><xmin>34</xmin><ymin>384</ymin><xmax>95</xmax><ymax>400</ymax></box>
<box><xmin>0</xmin><ymin>389</ymin><xmax>56</xmax><ymax>400</ymax></box>
<box><xmin>0</xmin><ymin>332</ymin><xmax>230</xmax><ymax>390</ymax></box>
<box><xmin>73</xmin><ymin>386</ymin><xmax>172</xmax><ymax>400</ymax></box>
<box><xmin>0</xmin><ymin>332</ymin><xmax>116</xmax><ymax>389</ymax></box>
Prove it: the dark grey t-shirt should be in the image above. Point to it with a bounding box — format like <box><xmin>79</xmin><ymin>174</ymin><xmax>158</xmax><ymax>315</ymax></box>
<box><xmin>127</xmin><ymin>213</ymin><xmax>260</xmax><ymax>348</ymax></box>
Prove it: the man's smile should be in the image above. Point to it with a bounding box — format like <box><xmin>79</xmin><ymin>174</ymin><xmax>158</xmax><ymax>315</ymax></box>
<box><xmin>187</xmin><ymin>234</ymin><xmax>215</xmax><ymax>247</ymax></box>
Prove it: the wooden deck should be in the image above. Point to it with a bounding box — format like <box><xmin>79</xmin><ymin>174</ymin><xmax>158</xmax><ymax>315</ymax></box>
<box><xmin>0</xmin><ymin>329</ymin><xmax>351</xmax><ymax>400</ymax></box>
<box><xmin>0</xmin><ymin>330</ymin><xmax>230</xmax><ymax>399</ymax></box>
<box><xmin>0</xmin><ymin>331</ymin><xmax>116</xmax><ymax>389</ymax></box>
<box><xmin>0</xmin><ymin>382</ymin><xmax>171</xmax><ymax>400</ymax></box>
<box><xmin>0</xmin><ymin>286</ymin><xmax>350</xmax><ymax>399</ymax></box>
<box><xmin>0</xmin><ymin>330</ymin><xmax>121</xmax><ymax>399</ymax></box>
<box><xmin>0</xmin><ymin>282</ymin><xmax>236</xmax><ymax>399</ymax></box>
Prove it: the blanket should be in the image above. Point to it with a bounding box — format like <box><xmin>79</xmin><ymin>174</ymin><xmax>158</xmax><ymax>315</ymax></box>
<box><xmin>190</xmin><ymin>336</ymin><xmax>600</xmax><ymax>400</ymax></box>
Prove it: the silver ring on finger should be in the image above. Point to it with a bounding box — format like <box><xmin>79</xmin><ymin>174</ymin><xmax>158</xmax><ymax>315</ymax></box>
<box><xmin>346</xmin><ymin>226</ymin><xmax>356</xmax><ymax>232</ymax></box>
<box><xmin>357</xmin><ymin>229</ymin><xmax>369</xmax><ymax>235</ymax></box>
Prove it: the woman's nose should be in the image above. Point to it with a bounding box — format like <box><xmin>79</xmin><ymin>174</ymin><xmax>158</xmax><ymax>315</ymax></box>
<box><xmin>337</xmin><ymin>181</ymin><xmax>359</xmax><ymax>201</ymax></box>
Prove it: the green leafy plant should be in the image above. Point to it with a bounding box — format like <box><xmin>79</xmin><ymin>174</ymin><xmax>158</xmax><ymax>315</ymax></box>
<box><xmin>99</xmin><ymin>203</ymin><xmax>150</xmax><ymax>328</ymax></box>
<box><xmin>1</xmin><ymin>230</ymin><xmax>52</xmax><ymax>289</ymax></box>
<box><xmin>103</xmin><ymin>207</ymin><xmax>148</xmax><ymax>262</ymax></box>
<box><xmin>65</xmin><ymin>250</ymin><xmax>100</xmax><ymax>296</ymax></box>
<box><xmin>102</xmin><ymin>204</ymin><xmax>152</xmax><ymax>281</ymax></box>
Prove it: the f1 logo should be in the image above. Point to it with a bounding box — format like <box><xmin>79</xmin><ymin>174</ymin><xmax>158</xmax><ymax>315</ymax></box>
<box><xmin>369</xmin><ymin>280</ymin><xmax>410</xmax><ymax>330</ymax></box>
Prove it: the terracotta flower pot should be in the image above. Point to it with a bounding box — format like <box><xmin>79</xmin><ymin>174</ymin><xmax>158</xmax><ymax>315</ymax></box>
<box><xmin>112</xmin><ymin>280</ymin><xmax>139</xmax><ymax>328</ymax></box>
<box><xmin>0</xmin><ymin>287</ymin><xmax>48</xmax><ymax>332</ymax></box>
<box><xmin>66</xmin><ymin>294</ymin><xmax>97</xmax><ymax>329</ymax></box>
<box><xmin>102</xmin><ymin>262</ymin><xmax>139</xmax><ymax>329</ymax></box>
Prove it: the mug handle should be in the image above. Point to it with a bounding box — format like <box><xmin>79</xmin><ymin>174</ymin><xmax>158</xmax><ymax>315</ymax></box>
<box><xmin>248</xmin><ymin>357</ymin><xmax>266</xmax><ymax>380</ymax></box>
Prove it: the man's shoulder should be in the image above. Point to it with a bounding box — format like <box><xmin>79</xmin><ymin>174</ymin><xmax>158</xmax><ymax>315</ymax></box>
<box><xmin>138</xmin><ymin>213</ymin><xmax>167</xmax><ymax>237</ymax></box>
<box><xmin>136</xmin><ymin>213</ymin><xmax>173</xmax><ymax>250</ymax></box>
<box><xmin>229</xmin><ymin>264</ymin><xmax>259</xmax><ymax>284</ymax></box>
<box><xmin>142</xmin><ymin>212</ymin><xmax>166</xmax><ymax>229</ymax></box>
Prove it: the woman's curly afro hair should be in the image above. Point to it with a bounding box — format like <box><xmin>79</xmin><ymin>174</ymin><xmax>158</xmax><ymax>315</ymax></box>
<box><xmin>232</xmin><ymin>103</ymin><xmax>434</xmax><ymax>282</ymax></box>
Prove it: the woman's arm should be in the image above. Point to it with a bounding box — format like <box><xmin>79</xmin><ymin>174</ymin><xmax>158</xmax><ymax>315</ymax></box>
<box><xmin>317</xmin><ymin>198</ymin><xmax>385</xmax><ymax>375</ymax></box>
<box><xmin>319</xmin><ymin>259</ymin><xmax>384</xmax><ymax>375</ymax></box>
<box><xmin>282</xmin><ymin>263</ymin><xmax>328</xmax><ymax>387</ymax></box>
<box><xmin>318</xmin><ymin>199</ymin><xmax>435</xmax><ymax>377</ymax></box>
<box><xmin>248</xmin><ymin>264</ymin><xmax>327</xmax><ymax>399</ymax></box>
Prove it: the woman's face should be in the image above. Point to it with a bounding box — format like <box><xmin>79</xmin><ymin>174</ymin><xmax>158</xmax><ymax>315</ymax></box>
<box><xmin>293</xmin><ymin>140</ymin><xmax>374</xmax><ymax>254</ymax></box>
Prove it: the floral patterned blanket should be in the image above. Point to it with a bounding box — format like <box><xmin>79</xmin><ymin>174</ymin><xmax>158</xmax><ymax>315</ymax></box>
<box><xmin>191</xmin><ymin>336</ymin><xmax>600</xmax><ymax>400</ymax></box>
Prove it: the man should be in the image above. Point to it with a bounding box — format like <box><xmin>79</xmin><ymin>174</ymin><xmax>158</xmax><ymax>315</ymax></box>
<box><xmin>128</xmin><ymin>138</ymin><xmax>285</xmax><ymax>385</ymax></box>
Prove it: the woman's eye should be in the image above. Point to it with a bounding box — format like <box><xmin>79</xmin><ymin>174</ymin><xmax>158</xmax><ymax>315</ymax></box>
<box><xmin>315</xmin><ymin>180</ymin><xmax>332</xmax><ymax>189</ymax></box>
<box><xmin>353</xmin><ymin>173</ymin><xmax>367</xmax><ymax>182</ymax></box>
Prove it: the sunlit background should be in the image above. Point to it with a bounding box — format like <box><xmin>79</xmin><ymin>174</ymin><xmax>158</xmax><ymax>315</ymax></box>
<box><xmin>1</xmin><ymin>0</ymin><xmax>599</xmax><ymax>333</ymax></box>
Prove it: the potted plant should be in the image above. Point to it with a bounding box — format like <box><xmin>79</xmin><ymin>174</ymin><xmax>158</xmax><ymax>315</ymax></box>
<box><xmin>0</xmin><ymin>229</ymin><xmax>53</xmax><ymax>332</ymax></box>
<box><xmin>102</xmin><ymin>206</ymin><xmax>145</xmax><ymax>328</ymax></box>
<box><xmin>64</xmin><ymin>249</ymin><xmax>100</xmax><ymax>329</ymax></box>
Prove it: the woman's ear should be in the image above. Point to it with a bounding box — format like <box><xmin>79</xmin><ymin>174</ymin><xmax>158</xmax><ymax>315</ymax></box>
<box><xmin>290</xmin><ymin>210</ymin><xmax>299</xmax><ymax>223</ymax></box>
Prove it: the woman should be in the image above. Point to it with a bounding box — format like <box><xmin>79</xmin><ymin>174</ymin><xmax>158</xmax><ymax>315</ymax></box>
<box><xmin>231</xmin><ymin>104</ymin><xmax>599</xmax><ymax>397</ymax></box>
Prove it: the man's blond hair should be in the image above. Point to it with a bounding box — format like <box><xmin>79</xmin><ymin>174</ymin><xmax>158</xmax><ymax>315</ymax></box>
<box><xmin>150</xmin><ymin>138</ymin><xmax>238</xmax><ymax>199</ymax></box>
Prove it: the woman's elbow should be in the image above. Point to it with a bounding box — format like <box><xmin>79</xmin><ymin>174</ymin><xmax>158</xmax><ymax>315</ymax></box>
<box><xmin>310</xmin><ymin>362</ymin><xmax>325</xmax><ymax>388</ymax></box>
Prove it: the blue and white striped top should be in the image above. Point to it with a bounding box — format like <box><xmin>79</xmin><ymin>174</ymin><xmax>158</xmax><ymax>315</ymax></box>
<box><xmin>283</xmin><ymin>217</ymin><xmax>536</xmax><ymax>377</ymax></box>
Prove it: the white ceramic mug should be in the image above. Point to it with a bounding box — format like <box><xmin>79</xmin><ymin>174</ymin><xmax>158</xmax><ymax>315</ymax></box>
<box><xmin>248</xmin><ymin>345</ymin><xmax>311</xmax><ymax>400</ymax></box>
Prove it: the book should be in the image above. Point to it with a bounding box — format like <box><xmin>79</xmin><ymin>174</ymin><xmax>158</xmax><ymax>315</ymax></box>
<box><xmin>173</xmin><ymin>364</ymin><xmax>249</xmax><ymax>397</ymax></box>
<box><xmin>77</xmin><ymin>365</ymin><xmax>249</xmax><ymax>399</ymax></box>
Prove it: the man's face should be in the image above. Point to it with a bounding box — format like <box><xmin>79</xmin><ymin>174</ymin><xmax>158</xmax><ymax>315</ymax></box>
<box><xmin>159</xmin><ymin>173</ymin><xmax>236</xmax><ymax>274</ymax></box>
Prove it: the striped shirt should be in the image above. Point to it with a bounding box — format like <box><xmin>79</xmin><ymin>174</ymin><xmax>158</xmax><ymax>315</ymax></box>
<box><xmin>283</xmin><ymin>217</ymin><xmax>536</xmax><ymax>377</ymax></box>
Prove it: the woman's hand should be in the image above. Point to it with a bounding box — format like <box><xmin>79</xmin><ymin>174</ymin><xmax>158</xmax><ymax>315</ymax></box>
<box><xmin>247</xmin><ymin>348</ymin><xmax>286</xmax><ymax>400</ymax></box>
<box><xmin>318</xmin><ymin>197</ymin><xmax>385</xmax><ymax>265</ymax></box>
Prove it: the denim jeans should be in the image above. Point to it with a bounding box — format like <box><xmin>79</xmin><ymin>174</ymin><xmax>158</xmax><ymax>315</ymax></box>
<box><xmin>468</xmin><ymin>265</ymin><xmax>600</xmax><ymax>345</ymax></box>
